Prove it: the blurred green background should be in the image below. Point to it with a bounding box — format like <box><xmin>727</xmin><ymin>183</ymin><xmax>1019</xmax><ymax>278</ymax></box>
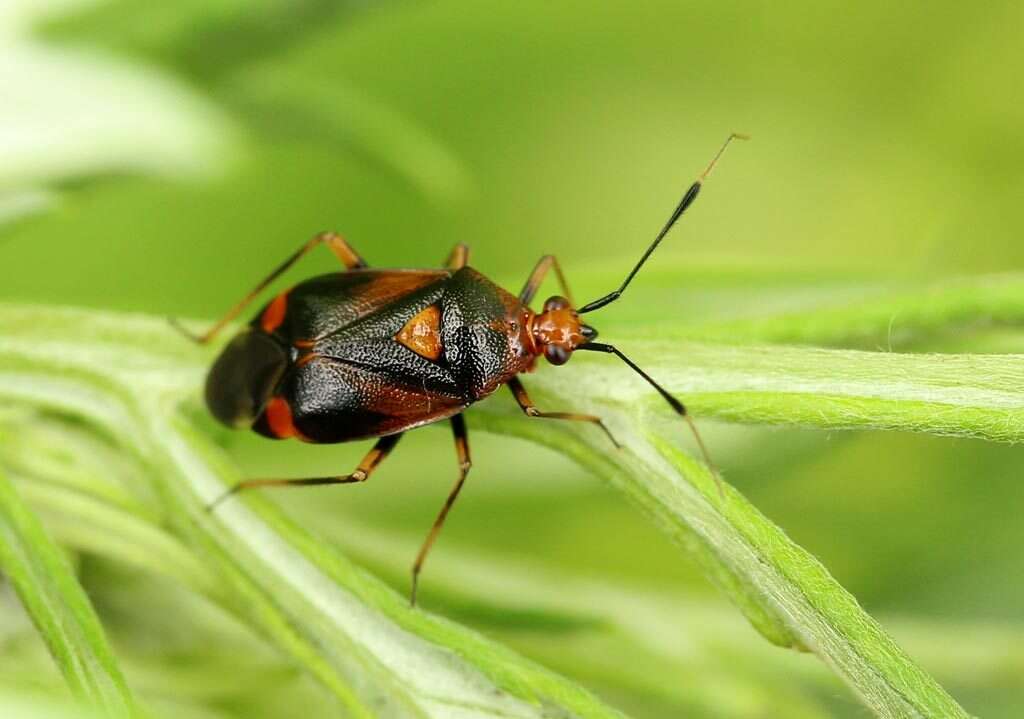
<box><xmin>2</xmin><ymin>1</ymin><xmax>1023</xmax><ymax>717</ymax></box>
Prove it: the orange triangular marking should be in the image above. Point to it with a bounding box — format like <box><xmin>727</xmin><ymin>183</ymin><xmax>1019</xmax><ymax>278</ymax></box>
<box><xmin>396</xmin><ymin>304</ymin><xmax>442</xmax><ymax>361</ymax></box>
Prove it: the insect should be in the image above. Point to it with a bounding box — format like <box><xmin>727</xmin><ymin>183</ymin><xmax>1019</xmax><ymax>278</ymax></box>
<box><xmin>177</xmin><ymin>133</ymin><xmax>745</xmax><ymax>604</ymax></box>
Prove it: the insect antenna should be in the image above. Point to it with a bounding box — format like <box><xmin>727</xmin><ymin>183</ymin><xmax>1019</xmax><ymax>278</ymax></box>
<box><xmin>577</xmin><ymin>342</ymin><xmax>723</xmax><ymax>497</ymax></box>
<box><xmin>577</xmin><ymin>132</ymin><xmax>748</xmax><ymax>315</ymax></box>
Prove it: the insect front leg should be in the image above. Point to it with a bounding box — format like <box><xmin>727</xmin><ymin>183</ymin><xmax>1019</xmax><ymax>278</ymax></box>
<box><xmin>577</xmin><ymin>341</ymin><xmax>723</xmax><ymax>496</ymax></box>
<box><xmin>172</xmin><ymin>231</ymin><xmax>368</xmax><ymax>345</ymax></box>
<box><xmin>507</xmin><ymin>376</ymin><xmax>618</xmax><ymax>448</ymax></box>
<box><xmin>518</xmin><ymin>254</ymin><xmax>573</xmax><ymax>305</ymax></box>
<box><xmin>207</xmin><ymin>432</ymin><xmax>402</xmax><ymax>511</ymax></box>
<box><xmin>409</xmin><ymin>413</ymin><xmax>472</xmax><ymax>606</ymax></box>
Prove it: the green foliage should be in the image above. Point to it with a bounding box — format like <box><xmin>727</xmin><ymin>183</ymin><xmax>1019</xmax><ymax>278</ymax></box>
<box><xmin>0</xmin><ymin>470</ymin><xmax>137</xmax><ymax>718</ymax></box>
<box><xmin>2</xmin><ymin>1</ymin><xmax>1023</xmax><ymax>717</ymax></box>
<box><xmin>0</xmin><ymin>302</ymin><xmax>996</xmax><ymax>717</ymax></box>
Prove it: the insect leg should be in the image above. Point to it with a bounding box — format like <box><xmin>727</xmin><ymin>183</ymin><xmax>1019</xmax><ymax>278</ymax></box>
<box><xmin>207</xmin><ymin>432</ymin><xmax>401</xmax><ymax>511</ymax></box>
<box><xmin>445</xmin><ymin>243</ymin><xmax>470</xmax><ymax>270</ymax></box>
<box><xmin>518</xmin><ymin>255</ymin><xmax>574</xmax><ymax>305</ymax></box>
<box><xmin>172</xmin><ymin>231</ymin><xmax>368</xmax><ymax>345</ymax></box>
<box><xmin>409</xmin><ymin>414</ymin><xmax>472</xmax><ymax>606</ymax></box>
<box><xmin>507</xmin><ymin>376</ymin><xmax>618</xmax><ymax>448</ymax></box>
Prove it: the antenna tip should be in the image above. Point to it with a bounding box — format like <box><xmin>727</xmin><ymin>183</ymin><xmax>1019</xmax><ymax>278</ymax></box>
<box><xmin>698</xmin><ymin>132</ymin><xmax>749</xmax><ymax>183</ymax></box>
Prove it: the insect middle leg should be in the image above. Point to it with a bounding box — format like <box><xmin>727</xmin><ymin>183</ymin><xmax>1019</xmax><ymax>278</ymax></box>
<box><xmin>410</xmin><ymin>413</ymin><xmax>472</xmax><ymax>606</ymax></box>
<box><xmin>519</xmin><ymin>255</ymin><xmax>573</xmax><ymax>305</ymax></box>
<box><xmin>507</xmin><ymin>376</ymin><xmax>619</xmax><ymax>448</ymax></box>
<box><xmin>174</xmin><ymin>231</ymin><xmax>368</xmax><ymax>345</ymax></box>
<box><xmin>207</xmin><ymin>433</ymin><xmax>401</xmax><ymax>511</ymax></box>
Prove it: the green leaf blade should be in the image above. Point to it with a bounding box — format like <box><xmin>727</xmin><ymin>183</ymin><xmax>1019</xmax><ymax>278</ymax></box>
<box><xmin>0</xmin><ymin>470</ymin><xmax>140</xmax><ymax>718</ymax></box>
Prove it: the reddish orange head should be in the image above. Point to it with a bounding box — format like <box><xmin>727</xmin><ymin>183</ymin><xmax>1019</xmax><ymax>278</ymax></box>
<box><xmin>527</xmin><ymin>295</ymin><xmax>598</xmax><ymax>365</ymax></box>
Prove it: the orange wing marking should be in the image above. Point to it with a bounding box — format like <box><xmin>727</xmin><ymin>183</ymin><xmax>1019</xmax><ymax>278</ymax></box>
<box><xmin>396</xmin><ymin>304</ymin><xmax>443</xmax><ymax>361</ymax></box>
<box><xmin>264</xmin><ymin>396</ymin><xmax>305</xmax><ymax>440</ymax></box>
<box><xmin>260</xmin><ymin>292</ymin><xmax>289</xmax><ymax>333</ymax></box>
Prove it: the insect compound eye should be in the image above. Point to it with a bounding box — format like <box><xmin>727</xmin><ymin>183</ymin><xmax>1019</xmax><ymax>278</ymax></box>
<box><xmin>543</xmin><ymin>295</ymin><xmax>571</xmax><ymax>313</ymax></box>
<box><xmin>544</xmin><ymin>344</ymin><xmax>571</xmax><ymax>365</ymax></box>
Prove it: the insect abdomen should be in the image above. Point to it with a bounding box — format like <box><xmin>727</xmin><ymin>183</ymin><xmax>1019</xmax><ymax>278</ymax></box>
<box><xmin>205</xmin><ymin>330</ymin><xmax>290</xmax><ymax>428</ymax></box>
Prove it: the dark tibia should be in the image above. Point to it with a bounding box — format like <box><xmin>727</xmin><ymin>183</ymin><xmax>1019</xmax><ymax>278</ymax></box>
<box><xmin>207</xmin><ymin>432</ymin><xmax>401</xmax><ymax>511</ymax></box>
<box><xmin>172</xmin><ymin>231</ymin><xmax>368</xmax><ymax>345</ymax></box>
<box><xmin>507</xmin><ymin>376</ymin><xmax>619</xmax><ymax>448</ymax></box>
<box><xmin>410</xmin><ymin>414</ymin><xmax>472</xmax><ymax>606</ymax></box>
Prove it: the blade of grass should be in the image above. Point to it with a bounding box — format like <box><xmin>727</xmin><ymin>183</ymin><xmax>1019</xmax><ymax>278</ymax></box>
<box><xmin>0</xmin><ymin>469</ymin><xmax>140</xmax><ymax>718</ymax></box>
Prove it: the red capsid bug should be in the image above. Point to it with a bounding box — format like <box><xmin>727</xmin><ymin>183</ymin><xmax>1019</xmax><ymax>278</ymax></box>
<box><xmin>175</xmin><ymin>133</ymin><xmax>746</xmax><ymax>605</ymax></box>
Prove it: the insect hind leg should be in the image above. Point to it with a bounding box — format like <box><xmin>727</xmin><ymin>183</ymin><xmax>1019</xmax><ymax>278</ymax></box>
<box><xmin>410</xmin><ymin>413</ymin><xmax>472</xmax><ymax>606</ymax></box>
<box><xmin>171</xmin><ymin>231</ymin><xmax>368</xmax><ymax>345</ymax></box>
<box><xmin>207</xmin><ymin>432</ymin><xmax>401</xmax><ymax>511</ymax></box>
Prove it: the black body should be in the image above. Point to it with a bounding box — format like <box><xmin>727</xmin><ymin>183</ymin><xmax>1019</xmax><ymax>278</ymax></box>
<box><xmin>206</xmin><ymin>267</ymin><xmax>531</xmax><ymax>443</ymax></box>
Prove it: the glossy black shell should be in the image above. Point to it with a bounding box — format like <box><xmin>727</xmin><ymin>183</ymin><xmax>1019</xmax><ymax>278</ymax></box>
<box><xmin>205</xmin><ymin>267</ymin><xmax>531</xmax><ymax>443</ymax></box>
